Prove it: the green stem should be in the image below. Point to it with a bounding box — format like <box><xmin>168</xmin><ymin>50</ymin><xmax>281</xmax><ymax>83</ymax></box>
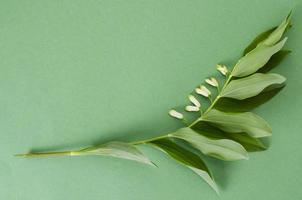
<box><xmin>15</xmin><ymin>151</ymin><xmax>73</xmax><ymax>158</ymax></box>
<box><xmin>189</xmin><ymin>74</ymin><xmax>233</xmax><ymax>127</ymax></box>
<box><xmin>17</xmin><ymin>71</ymin><xmax>234</xmax><ymax>158</ymax></box>
<box><xmin>131</xmin><ymin>74</ymin><xmax>234</xmax><ymax>144</ymax></box>
<box><xmin>130</xmin><ymin>134</ymin><xmax>170</xmax><ymax>145</ymax></box>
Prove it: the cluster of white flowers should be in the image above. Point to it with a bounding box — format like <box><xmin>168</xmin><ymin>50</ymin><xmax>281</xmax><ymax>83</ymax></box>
<box><xmin>169</xmin><ymin>64</ymin><xmax>228</xmax><ymax>120</ymax></box>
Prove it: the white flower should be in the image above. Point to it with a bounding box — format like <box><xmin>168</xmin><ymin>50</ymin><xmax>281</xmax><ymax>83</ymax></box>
<box><xmin>169</xmin><ymin>109</ymin><xmax>183</xmax><ymax>119</ymax></box>
<box><xmin>216</xmin><ymin>64</ymin><xmax>228</xmax><ymax>75</ymax></box>
<box><xmin>195</xmin><ymin>85</ymin><xmax>211</xmax><ymax>97</ymax></box>
<box><xmin>205</xmin><ymin>77</ymin><xmax>219</xmax><ymax>87</ymax></box>
<box><xmin>185</xmin><ymin>105</ymin><xmax>199</xmax><ymax>112</ymax></box>
<box><xmin>188</xmin><ymin>95</ymin><xmax>201</xmax><ymax>108</ymax></box>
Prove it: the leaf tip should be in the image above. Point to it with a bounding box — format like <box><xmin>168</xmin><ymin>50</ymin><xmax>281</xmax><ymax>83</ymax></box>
<box><xmin>150</xmin><ymin>161</ymin><xmax>158</xmax><ymax>168</ymax></box>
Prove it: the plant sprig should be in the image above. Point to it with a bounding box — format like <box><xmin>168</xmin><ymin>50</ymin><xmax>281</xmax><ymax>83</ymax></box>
<box><xmin>16</xmin><ymin>12</ymin><xmax>292</xmax><ymax>194</ymax></box>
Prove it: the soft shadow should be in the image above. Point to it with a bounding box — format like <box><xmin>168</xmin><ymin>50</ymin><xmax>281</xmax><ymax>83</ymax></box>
<box><xmin>28</xmin><ymin>111</ymin><xmax>178</xmax><ymax>152</ymax></box>
<box><xmin>203</xmin><ymin>157</ymin><xmax>230</xmax><ymax>190</ymax></box>
<box><xmin>261</xmin><ymin>137</ymin><xmax>271</xmax><ymax>149</ymax></box>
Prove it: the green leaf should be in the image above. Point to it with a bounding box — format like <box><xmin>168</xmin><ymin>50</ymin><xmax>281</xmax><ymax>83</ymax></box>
<box><xmin>220</xmin><ymin>73</ymin><xmax>286</xmax><ymax>100</ymax></box>
<box><xmin>191</xmin><ymin>122</ymin><xmax>266</xmax><ymax>152</ymax></box>
<box><xmin>150</xmin><ymin>138</ymin><xmax>219</xmax><ymax>194</ymax></box>
<box><xmin>243</xmin><ymin>12</ymin><xmax>291</xmax><ymax>55</ymax></box>
<box><xmin>243</xmin><ymin>26</ymin><xmax>276</xmax><ymax>55</ymax></box>
<box><xmin>232</xmin><ymin>38</ymin><xmax>287</xmax><ymax>77</ymax></box>
<box><xmin>78</xmin><ymin>141</ymin><xmax>154</xmax><ymax>166</ymax></box>
<box><xmin>226</xmin><ymin>133</ymin><xmax>266</xmax><ymax>151</ymax></box>
<box><xmin>214</xmin><ymin>85</ymin><xmax>285</xmax><ymax>112</ymax></box>
<box><xmin>202</xmin><ymin>109</ymin><xmax>272</xmax><ymax>138</ymax></box>
<box><xmin>260</xmin><ymin>11</ymin><xmax>291</xmax><ymax>46</ymax></box>
<box><xmin>171</xmin><ymin>127</ymin><xmax>248</xmax><ymax>161</ymax></box>
<box><xmin>258</xmin><ymin>50</ymin><xmax>291</xmax><ymax>73</ymax></box>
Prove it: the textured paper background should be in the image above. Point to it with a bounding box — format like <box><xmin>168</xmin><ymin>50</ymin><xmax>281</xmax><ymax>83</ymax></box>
<box><xmin>0</xmin><ymin>0</ymin><xmax>301</xmax><ymax>199</ymax></box>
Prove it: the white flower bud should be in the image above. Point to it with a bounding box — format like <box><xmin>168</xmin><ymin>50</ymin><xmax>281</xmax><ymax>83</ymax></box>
<box><xmin>205</xmin><ymin>77</ymin><xmax>219</xmax><ymax>87</ymax></box>
<box><xmin>195</xmin><ymin>85</ymin><xmax>211</xmax><ymax>97</ymax></box>
<box><xmin>169</xmin><ymin>109</ymin><xmax>183</xmax><ymax>119</ymax></box>
<box><xmin>216</xmin><ymin>64</ymin><xmax>228</xmax><ymax>76</ymax></box>
<box><xmin>188</xmin><ymin>95</ymin><xmax>201</xmax><ymax>108</ymax></box>
<box><xmin>185</xmin><ymin>105</ymin><xmax>200</xmax><ymax>112</ymax></box>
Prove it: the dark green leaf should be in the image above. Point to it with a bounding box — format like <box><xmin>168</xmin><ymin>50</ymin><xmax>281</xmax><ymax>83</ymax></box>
<box><xmin>150</xmin><ymin>138</ymin><xmax>219</xmax><ymax>194</ymax></box>
<box><xmin>226</xmin><ymin>133</ymin><xmax>266</xmax><ymax>151</ymax></box>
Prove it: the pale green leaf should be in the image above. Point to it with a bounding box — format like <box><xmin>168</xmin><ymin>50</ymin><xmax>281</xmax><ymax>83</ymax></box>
<box><xmin>214</xmin><ymin>84</ymin><xmax>285</xmax><ymax>112</ymax></box>
<box><xmin>232</xmin><ymin>38</ymin><xmax>287</xmax><ymax>77</ymax></box>
<box><xmin>202</xmin><ymin>109</ymin><xmax>272</xmax><ymax>138</ymax></box>
<box><xmin>171</xmin><ymin>128</ymin><xmax>248</xmax><ymax>161</ymax></box>
<box><xmin>243</xmin><ymin>12</ymin><xmax>291</xmax><ymax>55</ymax></box>
<box><xmin>243</xmin><ymin>26</ymin><xmax>276</xmax><ymax>55</ymax></box>
<box><xmin>150</xmin><ymin>139</ymin><xmax>219</xmax><ymax>194</ymax></box>
<box><xmin>78</xmin><ymin>141</ymin><xmax>154</xmax><ymax>166</ymax></box>
<box><xmin>260</xmin><ymin>11</ymin><xmax>291</xmax><ymax>46</ymax></box>
<box><xmin>220</xmin><ymin>73</ymin><xmax>286</xmax><ymax>100</ymax></box>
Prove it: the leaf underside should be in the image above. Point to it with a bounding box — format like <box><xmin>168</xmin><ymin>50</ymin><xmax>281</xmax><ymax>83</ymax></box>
<box><xmin>78</xmin><ymin>141</ymin><xmax>154</xmax><ymax>166</ymax></box>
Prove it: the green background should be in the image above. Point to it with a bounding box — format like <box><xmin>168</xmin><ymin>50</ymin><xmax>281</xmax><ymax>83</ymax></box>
<box><xmin>1</xmin><ymin>0</ymin><xmax>301</xmax><ymax>199</ymax></box>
